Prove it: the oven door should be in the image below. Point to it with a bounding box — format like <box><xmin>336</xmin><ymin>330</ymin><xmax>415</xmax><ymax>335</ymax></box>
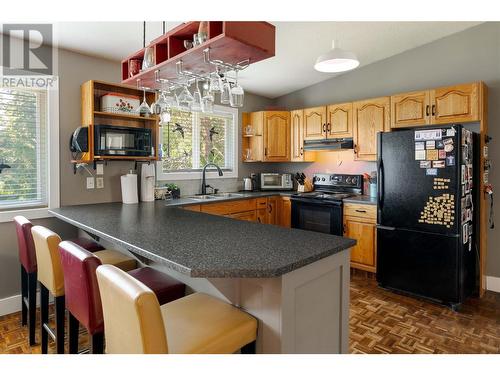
<box><xmin>291</xmin><ymin>198</ymin><xmax>343</xmax><ymax>236</ymax></box>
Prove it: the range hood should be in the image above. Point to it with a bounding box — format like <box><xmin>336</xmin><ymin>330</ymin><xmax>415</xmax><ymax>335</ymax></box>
<box><xmin>303</xmin><ymin>138</ymin><xmax>354</xmax><ymax>151</ymax></box>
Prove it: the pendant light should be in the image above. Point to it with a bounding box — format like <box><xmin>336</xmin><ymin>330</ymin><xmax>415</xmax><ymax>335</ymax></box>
<box><xmin>314</xmin><ymin>40</ymin><xmax>359</xmax><ymax>73</ymax></box>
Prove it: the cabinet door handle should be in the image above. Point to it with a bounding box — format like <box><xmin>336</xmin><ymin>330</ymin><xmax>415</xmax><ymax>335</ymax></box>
<box><xmin>431</xmin><ymin>104</ymin><xmax>436</xmax><ymax>116</ymax></box>
<box><xmin>355</xmin><ymin>209</ymin><xmax>367</xmax><ymax>213</ymax></box>
<box><xmin>353</xmin><ymin>144</ymin><xmax>358</xmax><ymax>154</ymax></box>
<box><xmin>268</xmin><ymin>204</ymin><xmax>272</xmax><ymax>214</ymax></box>
<box><xmin>425</xmin><ymin>105</ymin><xmax>430</xmax><ymax>116</ymax></box>
<box><xmin>264</xmin><ymin>147</ymin><xmax>268</xmax><ymax>156</ymax></box>
<box><xmin>322</xmin><ymin>123</ymin><xmax>326</xmax><ymax>133</ymax></box>
<box><xmin>300</xmin><ymin>146</ymin><xmax>303</xmax><ymax>156</ymax></box>
<box><xmin>327</xmin><ymin>123</ymin><xmax>331</xmax><ymax>132</ymax></box>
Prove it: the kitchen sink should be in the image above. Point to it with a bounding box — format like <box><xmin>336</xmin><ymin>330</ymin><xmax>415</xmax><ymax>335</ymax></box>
<box><xmin>187</xmin><ymin>195</ymin><xmax>218</xmax><ymax>200</ymax></box>
<box><xmin>213</xmin><ymin>193</ymin><xmax>244</xmax><ymax>198</ymax></box>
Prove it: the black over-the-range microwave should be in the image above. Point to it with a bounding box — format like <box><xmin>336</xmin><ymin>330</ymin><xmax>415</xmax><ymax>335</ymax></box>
<box><xmin>70</xmin><ymin>125</ymin><xmax>153</xmax><ymax>157</ymax></box>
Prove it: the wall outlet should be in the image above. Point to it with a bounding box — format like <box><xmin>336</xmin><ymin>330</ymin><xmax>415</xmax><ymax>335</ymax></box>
<box><xmin>96</xmin><ymin>163</ymin><xmax>104</xmax><ymax>175</ymax></box>
<box><xmin>86</xmin><ymin>177</ymin><xmax>95</xmax><ymax>189</ymax></box>
<box><xmin>96</xmin><ymin>177</ymin><xmax>104</xmax><ymax>189</ymax></box>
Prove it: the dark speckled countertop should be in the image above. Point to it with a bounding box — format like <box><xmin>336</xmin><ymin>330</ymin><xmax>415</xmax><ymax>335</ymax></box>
<box><xmin>49</xmin><ymin>201</ymin><xmax>355</xmax><ymax>278</ymax></box>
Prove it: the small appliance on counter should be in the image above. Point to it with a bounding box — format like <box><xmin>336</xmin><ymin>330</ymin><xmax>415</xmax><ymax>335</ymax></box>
<box><xmin>291</xmin><ymin>173</ymin><xmax>364</xmax><ymax>236</ymax></box>
<box><xmin>259</xmin><ymin>173</ymin><xmax>293</xmax><ymax>191</ymax></box>
<box><xmin>243</xmin><ymin>177</ymin><xmax>253</xmax><ymax>191</ymax></box>
<box><xmin>140</xmin><ymin>163</ymin><xmax>155</xmax><ymax>202</ymax></box>
<box><xmin>120</xmin><ymin>170</ymin><xmax>138</xmax><ymax>204</ymax></box>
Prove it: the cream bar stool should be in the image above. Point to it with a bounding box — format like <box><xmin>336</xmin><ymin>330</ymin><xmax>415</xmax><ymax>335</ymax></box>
<box><xmin>96</xmin><ymin>264</ymin><xmax>258</xmax><ymax>354</ymax></box>
<box><xmin>31</xmin><ymin>226</ymin><xmax>139</xmax><ymax>354</ymax></box>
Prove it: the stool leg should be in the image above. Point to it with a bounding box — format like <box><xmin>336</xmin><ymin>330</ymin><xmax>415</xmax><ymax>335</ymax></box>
<box><xmin>21</xmin><ymin>266</ymin><xmax>27</xmax><ymax>326</ymax></box>
<box><xmin>241</xmin><ymin>341</ymin><xmax>256</xmax><ymax>354</ymax></box>
<box><xmin>54</xmin><ymin>295</ymin><xmax>65</xmax><ymax>354</ymax></box>
<box><xmin>68</xmin><ymin>312</ymin><xmax>79</xmax><ymax>354</ymax></box>
<box><xmin>27</xmin><ymin>271</ymin><xmax>37</xmax><ymax>346</ymax></box>
<box><xmin>40</xmin><ymin>283</ymin><xmax>49</xmax><ymax>354</ymax></box>
<box><xmin>90</xmin><ymin>332</ymin><xmax>104</xmax><ymax>354</ymax></box>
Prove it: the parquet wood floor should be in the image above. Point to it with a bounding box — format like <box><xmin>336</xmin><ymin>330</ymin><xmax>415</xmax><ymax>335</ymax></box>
<box><xmin>1</xmin><ymin>273</ymin><xmax>499</xmax><ymax>354</ymax></box>
<box><xmin>350</xmin><ymin>272</ymin><xmax>500</xmax><ymax>354</ymax></box>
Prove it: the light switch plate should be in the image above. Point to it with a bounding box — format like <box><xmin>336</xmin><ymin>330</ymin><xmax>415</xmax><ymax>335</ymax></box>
<box><xmin>96</xmin><ymin>163</ymin><xmax>104</xmax><ymax>175</ymax></box>
<box><xmin>86</xmin><ymin>177</ymin><xmax>95</xmax><ymax>189</ymax></box>
<box><xmin>96</xmin><ymin>177</ymin><xmax>104</xmax><ymax>189</ymax></box>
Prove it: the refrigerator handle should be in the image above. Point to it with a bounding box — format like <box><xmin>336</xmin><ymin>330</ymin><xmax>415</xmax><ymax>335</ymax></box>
<box><xmin>377</xmin><ymin>133</ymin><xmax>384</xmax><ymax>215</ymax></box>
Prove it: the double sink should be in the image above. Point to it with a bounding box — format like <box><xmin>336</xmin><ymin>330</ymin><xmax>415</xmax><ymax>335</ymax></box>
<box><xmin>186</xmin><ymin>193</ymin><xmax>245</xmax><ymax>201</ymax></box>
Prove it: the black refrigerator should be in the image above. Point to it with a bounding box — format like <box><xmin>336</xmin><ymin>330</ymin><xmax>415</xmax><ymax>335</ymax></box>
<box><xmin>376</xmin><ymin>125</ymin><xmax>478</xmax><ymax>308</ymax></box>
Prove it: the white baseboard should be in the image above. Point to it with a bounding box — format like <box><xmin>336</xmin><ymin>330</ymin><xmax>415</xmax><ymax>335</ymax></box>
<box><xmin>0</xmin><ymin>294</ymin><xmax>22</xmax><ymax>317</ymax></box>
<box><xmin>0</xmin><ymin>291</ymin><xmax>54</xmax><ymax>317</ymax></box>
<box><xmin>486</xmin><ymin>276</ymin><xmax>500</xmax><ymax>293</ymax></box>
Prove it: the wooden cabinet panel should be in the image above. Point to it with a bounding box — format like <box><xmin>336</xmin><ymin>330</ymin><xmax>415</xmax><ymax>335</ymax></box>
<box><xmin>290</xmin><ymin>109</ymin><xmax>305</xmax><ymax>161</ymax></box>
<box><xmin>431</xmin><ymin>83</ymin><xmax>479</xmax><ymax>124</ymax></box>
<box><xmin>353</xmin><ymin>97</ymin><xmax>390</xmax><ymax>161</ymax></box>
<box><xmin>344</xmin><ymin>216</ymin><xmax>376</xmax><ymax>272</ymax></box>
<box><xmin>267</xmin><ymin>196</ymin><xmax>279</xmax><ymax>225</ymax></box>
<box><xmin>327</xmin><ymin>103</ymin><xmax>352</xmax><ymax>138</ymax></box>
<box><xmin>227</xmin><ymin>210</ymin><xmax>257</xmax><ymax>222</ymax></box>
<box><xmin>303</xmin><ymin>106</ymin><xmax>327</xmax><ymax>140</ymax></box>
<box><xmin>279</xmin><ymin>197</ymin><xmax>291</xmax><ymax>228</ymax></box>
<box><xmin>263</xmin><ymin>111</ymin><xmax>290</xmax><ymax>162</ymax></box>
<box><xmin>391</xmin><ymin>90</ymin><xmax>430</xmax><ymax>128</ymax></box>
<box><xmin>183</xmin><ymin>204</ymin><xmax>201</xmax><ymax>212</ymax></box>
<box><xmin>256</xmin><ymin>207</ymin><xmax>268</xmax><ymax>224</ymax></box>
<box><xmin>201</xmin><ymin>199</ymin><xmax>257</xmax><ymax>216</ymax></box>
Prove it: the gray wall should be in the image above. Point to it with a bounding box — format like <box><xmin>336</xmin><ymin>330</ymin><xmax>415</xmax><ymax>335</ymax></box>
<box><xmin>273</xmin><ymin>22</ymin><xmax>500</xmax><ymax>277</ymax></box>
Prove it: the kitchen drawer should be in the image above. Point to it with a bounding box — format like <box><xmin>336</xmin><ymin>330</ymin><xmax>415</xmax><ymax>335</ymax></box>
<box><xmin>343</xmin><ymin>203</ymin><xmax>376</xmax><ymax>220</ymax></box>
<box><xmin>256</xmin><ymin>197</ymin><xmax>268</xmax><ymax>208</ymax></box>
<box><xmin>201</xmin><ymin>199</ymin><xmax>257</xmax><ymax>216</ymax></box>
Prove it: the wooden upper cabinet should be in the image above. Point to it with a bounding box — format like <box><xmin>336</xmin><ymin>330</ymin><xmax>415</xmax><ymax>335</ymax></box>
<box><xmin>303</xmin><ymin>106</ymin><xmax>327</xmax><ymax>140</ymax></box>
<box><xmin>431</xmin><ymin>82</ymin><xmax>479</xmax><ymax>124</ymax></box>
<box><xmin>326</xmin><ymin>102</ymin><xmax>353</xmax><ymax>138</ymax></box>
<box><xmin>391</xmin><ymin>90</ymin><xmax>430</xmax><ymax>128</ymax></box>
<box><xmin>353</xmin><ymin>97</ymin><xmax>390</xmax><ymax>161</ymax></box>
<box><xmin>263</xmin><ymin>111</ymin><xmax>290</xmax><ymax>162</ymax></box>
<box><xmin>290</xmin><ymin>109</ymin><xmax>305</xmax><ymax>162</ymax></box>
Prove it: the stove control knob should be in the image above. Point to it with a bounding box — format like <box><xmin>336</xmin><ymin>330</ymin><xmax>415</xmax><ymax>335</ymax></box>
<box><xmin>352</xmin><ymin>177</ymin><xmax>357</xmax><ymax>184</ymax></box>
<box><xmin>346</xmin><ymin>177</ymin><xmax>351</xmax><ymax>183</ymax></box>
<box><xmin>321</xmin><ymin>177</ymin><xmax>326</xmax><ymax>181</ymax></box>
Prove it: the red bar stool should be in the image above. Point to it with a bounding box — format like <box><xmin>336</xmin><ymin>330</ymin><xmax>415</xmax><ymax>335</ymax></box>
<box><xmin>58</xmin><ymin>240</ymin><xmax>185</xmax><ymax>354</ymax></box>
<box><xmin>13</xmin><ymin>216</ymin><xmax>104</xmax><ymax>346</ymax></box>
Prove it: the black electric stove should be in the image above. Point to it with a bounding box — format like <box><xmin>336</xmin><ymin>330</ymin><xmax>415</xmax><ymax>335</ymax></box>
<box><xmin>291</xmin><ymin>173</ymin><xmax>363</xmax><ymax>235</ymax></box>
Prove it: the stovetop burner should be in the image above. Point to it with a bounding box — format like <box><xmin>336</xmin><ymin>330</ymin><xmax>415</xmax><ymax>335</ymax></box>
<box><xmin>292</xmin><ymin>191</ymin><xmax>354</xmax><ymax>201</ymax></box>
<box><xmin>291</xmin><ymin>173</ymin><xmax>364</xmax><ymax>202</ymax></box>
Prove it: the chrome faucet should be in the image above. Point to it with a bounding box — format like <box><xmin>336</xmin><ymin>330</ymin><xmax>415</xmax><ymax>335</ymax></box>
<box><xmin>201</xmin><ymin>163</ymin><xmax>223</xmax><ymax>195</ymax></box>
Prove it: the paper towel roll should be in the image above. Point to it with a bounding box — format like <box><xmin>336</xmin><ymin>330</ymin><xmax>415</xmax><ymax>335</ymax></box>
<box><xmin>121</xmin><ymin>172</ymin><xmax>138</xmax><ymax>204</ymax></box>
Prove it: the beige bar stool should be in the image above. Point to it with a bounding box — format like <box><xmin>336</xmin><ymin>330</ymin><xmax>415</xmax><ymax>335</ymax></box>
<box><xmin>96</xmin><ymin>264</ymin><xmax>258</xmax><ymax>354</ymax></box>
<box><xmin>31</xmin><ymin>226</ymin><xmax>139</xmax><ymax>354</ymax></box>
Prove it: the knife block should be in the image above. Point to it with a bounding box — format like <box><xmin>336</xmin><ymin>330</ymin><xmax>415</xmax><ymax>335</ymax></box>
<box><xmin>297</xmin><ymin>178</ymin><xmax>314</xmax><ymax>193</ymax></box>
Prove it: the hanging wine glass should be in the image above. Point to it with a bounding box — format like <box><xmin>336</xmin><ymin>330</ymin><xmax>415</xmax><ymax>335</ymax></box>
<box><xmin>191</xmin><ymin>80</ymin><xmax>202</xmax><ymax>112</ymax></box>
<box><xmin>209</xmin><ymin>70</ymin><xmax>222</xmax><ymax>94</ymax></box>
<box><xmin>202</xmin><ymin>89</ymin><xmax>214</xmax><ymax>113</ymax></box>
<box><xmin>136</xmin><ymin>88</ymin><xmax>151</xmax><ymax>116</ymax></box>
<box><xmin>229</xmin><ymin>70</ymin><xmax>244</xmax><ymax>108</ymax></box>
<box><xmin>220</xmin><ymin>79</ymin><xmax>231</xmax><ymax>105</ymax></box>
<box><xmin>176</xmin><ymin>85</ymin><xmax>194</xmax><ymax>110</ymax></box>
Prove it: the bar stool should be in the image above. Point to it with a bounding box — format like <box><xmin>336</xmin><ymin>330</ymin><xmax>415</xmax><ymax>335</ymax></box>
<box><xmin>30</xmin><ymin>226</ymin><xmax>140</xmax><ymax>354</ymax></box>
<box><xmin>58</xmin><ymin>241</ymin><xmax>186</xmax><ymax>354</ymax></box>
<box><xmin>13</xmin><ymin>216</ymin><xmax>104</xmax><ymax>346</ymax></box>
<box><xmin>96</xmin><ymin>264</ymin><xmax>257</xmax><ymax>354</ymax></box>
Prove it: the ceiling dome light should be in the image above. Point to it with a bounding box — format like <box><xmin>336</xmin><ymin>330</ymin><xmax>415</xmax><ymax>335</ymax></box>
<box><xmin>314</xmin><ymin>40</ymin><xmax>359</xmax><ymax>73</ymax></box>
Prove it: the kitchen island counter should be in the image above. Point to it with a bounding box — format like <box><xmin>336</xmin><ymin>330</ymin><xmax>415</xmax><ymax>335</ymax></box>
<box><xmin>50</xmin><ymin>201</ymin><xmax>352</xmax><ymax>354</ymax></box>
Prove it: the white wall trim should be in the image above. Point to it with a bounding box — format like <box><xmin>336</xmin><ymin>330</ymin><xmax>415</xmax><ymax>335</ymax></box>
<box><xmin>0</xmin><ymin>294</ymin><xmax>22</xmax><ymax>317</ymax></box>
<box><xmin>486</xmin><ymin>276</ymin><xmax>500</xmax><ymax>293</ymax></box>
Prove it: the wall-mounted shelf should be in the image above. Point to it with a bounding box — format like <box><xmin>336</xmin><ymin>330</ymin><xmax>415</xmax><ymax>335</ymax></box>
<box><xmin>121</xmin><ymin>21</ymin><xmax>275</xmax><ymax>88</ymax></box>
<box><xmin>75</xmin><ymin>80</ymin><xmax>159</xmax><ymax>164</ymax></box>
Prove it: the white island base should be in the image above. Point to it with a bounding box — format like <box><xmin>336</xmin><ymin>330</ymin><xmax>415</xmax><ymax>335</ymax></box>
<box><xmin>150</xmin><ymin>249</ymin><xmax>350</xmax><ymax>354</ymax></box>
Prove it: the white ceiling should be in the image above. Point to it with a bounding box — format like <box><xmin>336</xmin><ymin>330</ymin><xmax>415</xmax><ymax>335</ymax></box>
<box><xmin>54</xmin><ymin>21</ymin><xmax>482</xmax><ymax>98</ymax></box>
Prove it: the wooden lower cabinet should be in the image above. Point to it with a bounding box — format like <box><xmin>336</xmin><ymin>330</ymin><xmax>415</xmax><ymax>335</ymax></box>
<box><xmin>256</xmin><ymin>208</ymin><xmax>268</xmax><ymax>224</ymax></box>
<box><xmin>279</xmin><ymin>197</ymin><xmax>291</xmax><ymax>228</ymax></box>
<box><xmin>226</xmin><ymin>210</ymin><xmax>257</xmax><ymax>222</ymax></box>
<box><xmin>267</xmin><ymin>196</ymin><xmax>279</xmax><ymax>225</ymax></box>
<box><xmin>343</xmin><ymin>203</ymin><xmax>377</xmax><ymax>273</ymax></box>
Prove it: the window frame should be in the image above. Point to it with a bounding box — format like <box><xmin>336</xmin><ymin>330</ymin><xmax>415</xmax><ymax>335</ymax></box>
<box><xmin>0</xmin><ymin>79</ymin><xmax>60</xmax><ymax>223</ymax></box>
<box><xmin>156</xmin><ymin>105</ymin><xmax>239</xmax><ymax>181</ymax></box>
